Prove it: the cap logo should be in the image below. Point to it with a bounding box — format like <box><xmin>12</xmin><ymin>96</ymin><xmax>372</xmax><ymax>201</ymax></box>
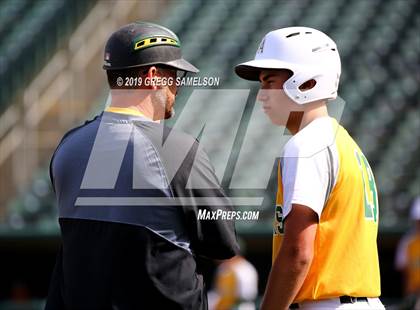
<box><xmin>103</xmin><ymin>52</ymin><xmax>111</xmax><ymax>67</ymax></box>
<box><xmin>257</xmin><ymin>37</ymin><xmax>265</xmax><ymax>54</ymax></box>
<box><xmin>133</xmin><ymin>36</ymin><xmax>180</xmax><ymax>51</ymax></box>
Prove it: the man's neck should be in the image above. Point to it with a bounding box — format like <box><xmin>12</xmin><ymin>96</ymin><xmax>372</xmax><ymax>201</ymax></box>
<box><xmin>109</xmin><ymin>92</ymin><xmax>154</xmax><ymax>120</ymax></box>
<box><xmin>287</xmin><ymin>101</ymin><xmax>328</xmax><ymax>135</ymax></box>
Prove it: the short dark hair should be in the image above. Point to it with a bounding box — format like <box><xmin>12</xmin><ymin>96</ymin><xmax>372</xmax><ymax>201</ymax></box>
<box><xmin>106</xmin><ymin>65</ymin><xmax>178</xmax><ymax>89</ymax></box>
<box><xmin>106</xmin><ymin>66</ymin><xmax>149</xmax><ymax>89</ymax></box>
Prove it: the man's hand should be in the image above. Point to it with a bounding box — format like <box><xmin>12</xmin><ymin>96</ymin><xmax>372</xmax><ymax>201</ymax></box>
<box><xmin>260</xmin><ymin>204</ymin><xmax>318</xmax><ymax>310</ymax></box>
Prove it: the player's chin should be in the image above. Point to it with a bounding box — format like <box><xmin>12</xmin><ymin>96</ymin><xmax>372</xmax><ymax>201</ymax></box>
<box><xmin>264</xmin><ymin>112</ymin><xmax>283</xmax><ymax>126</ymax></box>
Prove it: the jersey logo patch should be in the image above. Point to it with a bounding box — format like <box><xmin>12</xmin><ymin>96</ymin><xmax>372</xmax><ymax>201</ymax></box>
<box><xmin>274</xmin><ymin>204</ymin><xmax>284</xmax><ymax>234</ymax></box>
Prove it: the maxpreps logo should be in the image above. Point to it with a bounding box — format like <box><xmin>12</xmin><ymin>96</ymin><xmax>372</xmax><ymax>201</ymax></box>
<box><xmin>197</xmin><ymin>209</ymin><xmax>259</xmax><ymax>221</ymax></box>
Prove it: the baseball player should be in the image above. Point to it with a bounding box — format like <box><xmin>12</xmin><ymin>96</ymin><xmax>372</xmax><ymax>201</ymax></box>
<box><xmin>45</xmin><ymin>22</ymin><xmax>239</xmax><ymax>310</ymax></box>
<box><xmin>208</xmin><ymin>255</ymin><xmax>258</xmax><ymax>310</ymax></box>
<box><xmin>235</xmin><ymin>27</ymin><xmax>385</xmax><ymax>309</ymax></box>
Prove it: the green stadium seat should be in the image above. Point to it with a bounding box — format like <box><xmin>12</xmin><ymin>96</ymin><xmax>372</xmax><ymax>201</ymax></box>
<box><xmin>0</xmin><ymin>0</ymin><xmax>95</xmax><ymax>114</ymax></box>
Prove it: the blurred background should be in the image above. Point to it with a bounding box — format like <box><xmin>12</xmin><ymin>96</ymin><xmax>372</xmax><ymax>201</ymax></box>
<box><xmin>0</xmin><ymin>0</ymin><xmax>419</xmax><ymax>309</ymax></box>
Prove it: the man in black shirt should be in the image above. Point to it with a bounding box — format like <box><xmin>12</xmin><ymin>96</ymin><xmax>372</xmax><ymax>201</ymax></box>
<box><xmin>45</xmin><ymin>22</ymin><xmax>239</xmax><ymax>310</ymax></box>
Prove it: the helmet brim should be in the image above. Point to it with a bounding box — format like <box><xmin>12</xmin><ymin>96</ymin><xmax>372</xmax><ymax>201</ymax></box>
<box><xmin>165</xmin><ymin>58</ymin><xmax>199</xmax><ymax>73</ymax></box>
<box><xmin>103</xmin><ymin>58</ymin><xmax>199</xmax><ymax>73</ymax></box>
<box><xmin>235</xmin><ymin>59</ymin><xmax>295</xmax><ymax>81</ymax></box>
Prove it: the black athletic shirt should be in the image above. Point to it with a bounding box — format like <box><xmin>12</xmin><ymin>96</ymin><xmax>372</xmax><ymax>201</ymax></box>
<box><xmin>45</xmin><ymin>111</ymin><xmax>239</xmax><ymax>310</ymax></box>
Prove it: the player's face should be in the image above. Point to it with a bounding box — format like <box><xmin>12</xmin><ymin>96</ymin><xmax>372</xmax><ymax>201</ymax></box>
<box><xmin>257</xmin><ymin>70</ymin><xmax>301</xmax><ymax>126</ymax></box>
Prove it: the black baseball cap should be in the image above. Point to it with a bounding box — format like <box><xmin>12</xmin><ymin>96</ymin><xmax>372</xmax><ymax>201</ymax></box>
<box><xmin>103</xmin><ymin>21</ymin><xmax>198</xmax><ymax>73</ymax></box>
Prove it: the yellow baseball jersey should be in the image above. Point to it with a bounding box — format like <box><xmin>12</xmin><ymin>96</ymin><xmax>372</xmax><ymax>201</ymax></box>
<box><xmin>214</xmin><ymin>268</ymin><xmax>237</xmax><ymax>310</ymax></box>
<box><xmin>272</xmin><ymin>117</ymin><xmax>381</xmax><ymax>302</ymax></box>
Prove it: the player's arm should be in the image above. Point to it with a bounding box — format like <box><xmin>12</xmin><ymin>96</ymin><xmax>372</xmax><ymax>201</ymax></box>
<box><xmin>260</xmin><ymin>204</ymin><xmax>318</xmax><ymax>310</ymax></box>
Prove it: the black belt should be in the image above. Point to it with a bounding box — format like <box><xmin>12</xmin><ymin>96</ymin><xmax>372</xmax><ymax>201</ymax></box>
<box><xmin>290</xmin><ymin>296</ymin><xmax>368</xmax><ymax>308</ymax></box>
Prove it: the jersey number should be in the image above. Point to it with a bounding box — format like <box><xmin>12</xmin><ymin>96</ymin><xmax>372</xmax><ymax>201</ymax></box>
<box><xmin>354</xmin><ymin>150</ymin><xmax>378</xmax><ymax>222</ymax></box>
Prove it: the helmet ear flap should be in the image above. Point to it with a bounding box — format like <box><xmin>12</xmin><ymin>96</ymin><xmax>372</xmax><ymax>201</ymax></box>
<box><xmin>283</xmin><ymin>67</ymin><xmax>338</xmax><ymax>105</ymax></box>
<box><xmin>283</xmin><ymin>69</ymin><xmax>319</xmax><ymax>104</ymax></box>
<box><xmin>298</xmin><ymin>79</ymin><xmax>317</xmax><ymax>91</ymax></box>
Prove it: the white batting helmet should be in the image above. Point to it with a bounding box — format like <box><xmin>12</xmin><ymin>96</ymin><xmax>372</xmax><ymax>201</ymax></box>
<box><xmin>235</xmin><ymin>26</ymin><xmax>341</xmax><ymax>105</ymax></box>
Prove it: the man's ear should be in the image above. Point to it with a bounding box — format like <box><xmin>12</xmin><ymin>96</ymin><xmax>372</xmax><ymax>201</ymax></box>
<box><xmin>147</xmin><ymin>66</ymin><xmax>158</xmax><ymax>90</ymax></box>
<box><xmin>299</xmin><ymin>79</ymin><xmax>316</xmax><ymax>91</ymax></box>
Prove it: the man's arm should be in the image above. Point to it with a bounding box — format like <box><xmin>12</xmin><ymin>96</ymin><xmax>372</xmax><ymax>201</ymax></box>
<box><xmin>260</xmin><ymin>204</ymin><xmax>318</xmax><ymax>310</ymax></box>
<box><xmin>186</xmin><ymin>146</ymin><xmax>240</xmax><ymax>259</ymax></box>
<box><xmin>169</xmin><ymin>138</ymin><xmax>239</xmax><ymax>259</ymax></box>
